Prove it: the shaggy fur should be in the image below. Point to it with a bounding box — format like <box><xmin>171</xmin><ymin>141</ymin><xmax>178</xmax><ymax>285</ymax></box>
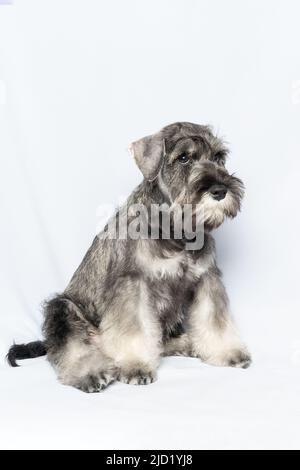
<box><xmin>7</xmin><ymin>122</ymin><xmax>251</xmax><ymax>392</ymax></box>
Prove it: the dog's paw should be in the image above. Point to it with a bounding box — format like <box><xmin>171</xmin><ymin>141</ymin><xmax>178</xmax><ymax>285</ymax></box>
<box><xmin>202</xmin><ymin>349</ymin><xmax>252</xmax><ymax>369</ymax></box>
<box><xmin>227</xmin><ymin>349</ymin><xmax>252</xmax><ymax>369</ymax></box>
<box><xmin>73</xmin><ymin>372</ymin><xmax>115</xmax><ymax>393</ymax></box>
<box><xmin>118</xmin><ymin>368</ymin><xmax>156</xmax><ymax>385</ymax></box>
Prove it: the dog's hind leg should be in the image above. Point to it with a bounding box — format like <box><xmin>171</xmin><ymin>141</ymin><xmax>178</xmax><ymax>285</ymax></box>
<box><xmin>56</xmin><ymin>340</ymin><xmax>116</xmax><ymax>393</ymax></box>
<box><xmin>43</xmin><ymin>296</ymin><xmax>116</xmax><ymax>393</ymax></box>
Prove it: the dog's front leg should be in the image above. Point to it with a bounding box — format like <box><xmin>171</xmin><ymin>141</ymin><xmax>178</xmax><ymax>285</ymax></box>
<box><xmin>187</xmin><ymin>270</ymin><xmax>251</xmax><ymax>368</ymax></box>
<box><xmin>115</xmin><ymin>326</ymin><xmax>161</xmax><ymax>385</ymax></box>
<box><xmin>101</xmin><ymin>281</ymin><xmax>162</xmax><ymax>385</ymax></box>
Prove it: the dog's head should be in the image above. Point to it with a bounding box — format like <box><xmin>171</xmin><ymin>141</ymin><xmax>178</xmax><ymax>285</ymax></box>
<box><xmin>130</xmin><ymin>122</ymin><xmax>244</xmax><ymax>231</ymax></box>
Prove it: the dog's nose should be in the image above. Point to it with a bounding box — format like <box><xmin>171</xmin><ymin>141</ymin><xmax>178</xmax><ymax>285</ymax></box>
<box><xmin>210</xmin><ymin>184</ymin><xmax>227</xmax><ymax>201</ymax></box>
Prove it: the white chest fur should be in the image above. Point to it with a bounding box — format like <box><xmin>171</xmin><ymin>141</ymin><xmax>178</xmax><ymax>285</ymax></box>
<box><xmin>136</xmin><ymin>242</ymin><xmax>185</xmax><ymax>279</ymax></box>
<box><xmin>136</xmin><ymin>240</ymin><xmax>213</xmax><ymax>280</ymax></box>
<box><xmin>186</xmin><ymin>253</ymin><xmax>213</xmax><ymax>280</ymax></box>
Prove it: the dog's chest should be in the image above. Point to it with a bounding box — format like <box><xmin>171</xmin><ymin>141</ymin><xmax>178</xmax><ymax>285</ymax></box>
<box><xmin>136</xmin><ymin>241</ymin><xmax>214</xmax><ymax>337</ymax></box>
<box><xmin>136</xmin><ymin>244</ymin><xmax>211</xmax><ymax>282</ymax></box>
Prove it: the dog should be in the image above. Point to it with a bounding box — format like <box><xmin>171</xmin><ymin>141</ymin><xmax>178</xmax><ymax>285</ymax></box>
<box><xmin>7</xmin><ymin>122</ymin><xmax>251</xmax><ymax>392</ymax></box>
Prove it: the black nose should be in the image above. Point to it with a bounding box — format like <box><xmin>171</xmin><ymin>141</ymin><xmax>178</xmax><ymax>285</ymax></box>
<box><xmin>210</xmin><ymin>184</ymin><xmax>227</xmax><ymax>201</ymax></box>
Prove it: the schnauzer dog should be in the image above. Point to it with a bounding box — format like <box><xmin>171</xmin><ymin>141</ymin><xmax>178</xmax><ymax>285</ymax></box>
<box><xmin>8</xmin><ymin>122</ymin><xmax>251</xmax><ymax>392</ymax></box>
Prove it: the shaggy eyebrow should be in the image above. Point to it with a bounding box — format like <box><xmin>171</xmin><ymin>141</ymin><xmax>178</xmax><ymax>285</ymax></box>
<box><xmin>213</xmin><ymin>149</ymin><xmax>228</xmax><ymax>158</ymax></box>
<box><xmin>168</xmin><ymin>136</ymin><xmax>210</xmax><ymax>163</ymax></box>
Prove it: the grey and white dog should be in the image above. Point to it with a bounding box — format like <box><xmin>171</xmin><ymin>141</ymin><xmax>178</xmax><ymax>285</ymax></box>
<box><xmin>8</xmin><ymin>122</ymin><xmax>251</xmax><ymax>392</ymax></box>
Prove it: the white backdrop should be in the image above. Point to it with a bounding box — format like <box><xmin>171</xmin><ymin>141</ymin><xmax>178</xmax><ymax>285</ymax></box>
<box><xmin>1</xmin><ymin>0</ymin><xmax>300</xmax><ymax>450</ymax></box>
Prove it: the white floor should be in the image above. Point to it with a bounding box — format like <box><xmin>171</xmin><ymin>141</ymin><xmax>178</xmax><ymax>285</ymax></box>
<box><xmin>1</xmin><ymin>354</ymin><xmax>300</xmax><ymax>450</ymax></box>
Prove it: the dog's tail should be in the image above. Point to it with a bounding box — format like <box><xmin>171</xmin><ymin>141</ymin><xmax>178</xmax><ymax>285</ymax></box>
<box><xmin>7</xmin><ymin>341</ymin><xmax>47</xmax><ymax>367</ymax></box>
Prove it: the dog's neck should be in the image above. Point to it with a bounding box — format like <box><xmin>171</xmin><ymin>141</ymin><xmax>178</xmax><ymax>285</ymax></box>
<box><xmin>127</xmin><ymin>179</ymin><xmax>211</xmax><ymax>252</ymax></box>
<box><xmin>134</xmin><ymin>179</ymin><xmax>172</xmax><ymax>207</ymax></box>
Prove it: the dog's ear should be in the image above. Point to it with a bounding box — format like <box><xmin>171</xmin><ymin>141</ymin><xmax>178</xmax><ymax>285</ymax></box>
<box><xmin>129</xmin><ymin>133</ymin><xmax>165</xmax><ymax>181</ymax></box>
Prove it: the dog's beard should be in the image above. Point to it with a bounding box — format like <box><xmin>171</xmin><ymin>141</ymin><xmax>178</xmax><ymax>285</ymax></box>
<box><xmin>193</xmin><ymin>192</ymin><xmax>240</xmax><ymax>230</ymax></box>
<box><xmin>188</xmin><ymin>170</ymin><xmax>244</xmax><ymax>231</ymax></box>
<box><xmin>172</xmin><ymin>186</ymin><xmax>243</xmax><ymax>232</ymax></box>
<box><xmin>160</xmin><ymin>165</ymin><xmax>244</xmax><ymax>234</ymax></box>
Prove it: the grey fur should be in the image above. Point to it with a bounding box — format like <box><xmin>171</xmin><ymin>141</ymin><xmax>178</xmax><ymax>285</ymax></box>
<box><xmin>13</xmin><ymin>122</ymin><xmax>252</xmax><ymax>392</ymax></box>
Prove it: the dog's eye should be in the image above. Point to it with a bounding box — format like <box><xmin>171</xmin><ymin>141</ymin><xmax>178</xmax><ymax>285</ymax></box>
<box><xmin>178</xmin><ymin>154</ymin><xmax>190</xmax><ymax>165</ymax></box>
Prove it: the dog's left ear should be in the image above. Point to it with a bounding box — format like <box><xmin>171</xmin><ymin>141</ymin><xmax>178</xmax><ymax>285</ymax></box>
<box><xmin>129</xmin><ymin>133</ymin><xmax>165</xmax><ymax>181</ymax></box>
